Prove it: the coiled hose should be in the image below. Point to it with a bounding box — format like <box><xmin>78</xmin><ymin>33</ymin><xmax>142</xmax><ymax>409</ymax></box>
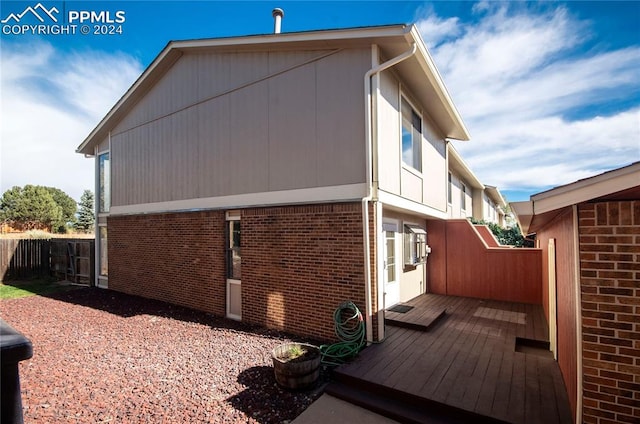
<box><xmin>320</xmin><ymin>301</ymin><xmax>365</xmax><ymax>366</ymax></box>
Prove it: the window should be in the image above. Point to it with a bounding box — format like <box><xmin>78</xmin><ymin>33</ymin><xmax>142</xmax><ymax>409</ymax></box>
<box><xmin>401</xmin><ymin>98</ymin><xmax>422</xmax><ymax>172</ymax></box>
<box><xmin>99</xmin><ymin>226</ymin><xmax>108</xmax><ymax>276</ymax></box>
<box><xmin>385</xmin><ymin>231</ymin><xmax>396</xmax><ymax>283</ymax></box>
<box><xmin>448</xmin><ymin>172</ymin><xmax>452</xmax><ymax>204</ymax></box>
<box><xmin>461</xmin><ymin>183</ymin><xmax>467</xmax><ymax>211</ymax></box>
<box><xmin>404</xmin><ymin>224</ymin><xmax>428</xmax><ymax>266</ymax></box>
<box><xmin>226</xmin><ymin>220</ymin><xmax>241</xmax><ymax>279</ymax></box>
<box><xmin>98</xmin><ymin>152</ymin><xmax>110</xmax><ymax>213</ymax></box>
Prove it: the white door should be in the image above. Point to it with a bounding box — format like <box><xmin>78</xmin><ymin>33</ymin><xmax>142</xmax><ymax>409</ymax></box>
<box><xmin>383</xmin><ymin>228</ymin><xmax>400</xmax><ymax>308</ymax></box>
<box><xmin>226</xmin><ymin>215</ymin><xmax>242</xmax><ymax>320</ymax></box>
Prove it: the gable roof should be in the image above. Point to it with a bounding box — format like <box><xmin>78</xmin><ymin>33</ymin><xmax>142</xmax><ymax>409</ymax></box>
<box><xmin>76</xmin><ymin>24</ymin><xmax>470</xmax><ymax>155</ymax></box>
<box><xmin>511</xmin><ymin>162</ymin><xmax>640</xmax><ymax>234</ymax></box>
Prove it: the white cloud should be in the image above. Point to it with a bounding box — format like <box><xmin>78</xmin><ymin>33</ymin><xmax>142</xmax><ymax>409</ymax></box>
<box><xmin>417</xmin><ymin>4</ymin><xmax>640</xmax><ymax>197</ymax></box>
<box><xmin>0</xmin><ymin>40</ymin><xmax>142</xmax><ymax>202</ymax></box>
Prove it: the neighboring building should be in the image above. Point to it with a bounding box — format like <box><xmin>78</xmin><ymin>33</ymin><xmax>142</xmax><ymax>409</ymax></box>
<box><xmin>511</xmin><ymin>162</ymin><xmax>640</xmax><ymax>424</ymax></box>
<box><xmin>447</xmin><ymin>145</ymin><xmax>506</xmax><ymax>225</ymax></box>
<box><xmin>75</xmin><ymin>23</ymin><xmax>517</xmax><ymax>344</ymax></box>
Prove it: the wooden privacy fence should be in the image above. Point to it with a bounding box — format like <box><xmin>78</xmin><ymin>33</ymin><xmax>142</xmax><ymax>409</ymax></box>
<box><xmin>1</xmin><ymin>238</ymin><xmax>95</xmax><ymax>284</ymax></box>
<box><xmin>426</xmin><ymin>219</ymin><xmax>543</xmax><ymax>305</ymax></box>
<box><xmin>0</xmin><ymin>239</ymin><xmax>50</xmax><ymax>279</ymax></box>
<box><xmin>50</xmin><ymin>239</ymin><xmax>95</xmax><ymax>284</ymax></box>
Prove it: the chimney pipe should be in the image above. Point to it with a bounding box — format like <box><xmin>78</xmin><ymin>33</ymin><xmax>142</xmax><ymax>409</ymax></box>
<box><xmin>272</xmin><ymin>8</ymin><xmax>284</xmax><ymax>34</ymax></box>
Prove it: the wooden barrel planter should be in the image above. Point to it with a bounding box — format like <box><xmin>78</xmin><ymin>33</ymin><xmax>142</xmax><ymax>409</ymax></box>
<box><xmin>271</xmin><ymin>343</ymin><xmax>321</xmax><ymax>390</ymax></box>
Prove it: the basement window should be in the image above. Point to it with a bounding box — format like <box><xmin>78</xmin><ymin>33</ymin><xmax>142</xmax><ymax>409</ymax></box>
<box><xmin>404</xmin><ymin>224</ymin><xmax>427</xmax><ymax>266</ymax></box>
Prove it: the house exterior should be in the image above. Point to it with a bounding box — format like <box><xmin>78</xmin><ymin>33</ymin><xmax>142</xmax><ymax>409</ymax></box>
<box><xmin>76</xmin><ymin>24</ymin><xmax>479</xmax><ymax>344</ymax></box>
<box><xmin>447</xmin><ymin>145</ymin><xmax>506</xmax><ymax>225</ymax></box>
<box><xmin>511</xmin><ymin>162</ymin><xmax>640</xmax><ymax>424</ymax></box>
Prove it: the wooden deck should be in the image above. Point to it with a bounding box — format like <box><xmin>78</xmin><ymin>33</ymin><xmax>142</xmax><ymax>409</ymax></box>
<box><xmin>327</xmin><ymin>294</ymin><xmax>572</xmax><ymax>424</ymax></box>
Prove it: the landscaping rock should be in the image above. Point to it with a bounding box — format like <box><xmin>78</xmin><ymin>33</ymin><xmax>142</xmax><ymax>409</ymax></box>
<box><xmin>1</xmin><ymin>288</ymin><xmax>324</xmax><ymax>423</ymax></box>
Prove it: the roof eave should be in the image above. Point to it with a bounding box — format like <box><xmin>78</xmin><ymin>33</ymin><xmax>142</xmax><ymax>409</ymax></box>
<box><xmin>407</xmin><ymin>26</ymin><xmax>470</xmax><ymax>141</ymax></box>
<box><xmin>448</xmin><ymin>144</ymin><xmax>483</xmax><ymax>189</ymax></box>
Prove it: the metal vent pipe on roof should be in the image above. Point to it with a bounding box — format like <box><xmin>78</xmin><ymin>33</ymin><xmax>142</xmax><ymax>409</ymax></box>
<box><xmin>272</xmin><ymin>8</ymin><xmax>284</xmax><ymax>34</ymax></box>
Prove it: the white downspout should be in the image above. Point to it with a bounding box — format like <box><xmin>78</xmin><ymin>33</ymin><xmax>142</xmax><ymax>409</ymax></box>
<box><xmin>362</xmin><ymin>42</ymin><xmax>417</xmax><ymax>343</ymax></box>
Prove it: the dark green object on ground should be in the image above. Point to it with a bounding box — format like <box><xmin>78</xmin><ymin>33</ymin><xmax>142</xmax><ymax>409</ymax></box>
<box><xmin>320</xmin><ymin>301</ymin><xmax>365</xmax><ymax>366</ymax></box>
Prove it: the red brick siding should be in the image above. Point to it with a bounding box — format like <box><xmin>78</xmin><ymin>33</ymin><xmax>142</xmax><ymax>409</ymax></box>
<box><xmin>242</xmin><ymin>202</ymin><xmax>369</xmax><ymax>342</ymax></box>
<box><xmin>108</xmin><ymin>211</ymin><xmax>226</xmax><ymax>315</ymax></box>
<box><xmin>579</xmin><ymin>201</ymin><xmax>640</xmax><ymax>424</ymax></box>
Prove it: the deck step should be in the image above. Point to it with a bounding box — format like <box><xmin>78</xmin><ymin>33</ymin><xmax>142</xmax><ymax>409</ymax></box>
<box><xmin>385</xmin><ymin>307</ymin><xmax>447</xmax><ymax>332</ymax></box>
<box><xmin>326</xmin><ymin>377</ymin><xmax>508</xmax><ymax>424</ymax></box>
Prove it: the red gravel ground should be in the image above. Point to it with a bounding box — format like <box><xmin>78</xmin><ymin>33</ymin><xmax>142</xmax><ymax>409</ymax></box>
<box><xmin>1</xmin><ymin>287</ymin><xmax>325</xmax><ymax>423</ymax></box>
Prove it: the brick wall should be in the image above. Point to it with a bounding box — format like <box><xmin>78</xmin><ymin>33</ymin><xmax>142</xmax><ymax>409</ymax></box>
<box><xmin>108</xmin><ymin>210</ymin><xmax>227</xmax><ymax>316</ymax></box>
<box><xmin>242</xmin><ymin>202</ymin><xmax>371</xmax><ymax>342</ymax></box>
<box><xmin>579</xmin><ymin>201</ymin><xmax>640</xmax><ymax>424</ymax></box>
<box><xmin>108</xmin><ymin>202</ymin><xmax>375</xmax><ymax>343</ymax></box>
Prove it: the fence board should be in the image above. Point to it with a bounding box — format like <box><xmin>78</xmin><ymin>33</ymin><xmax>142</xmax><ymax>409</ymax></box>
<box><xmin>0</xmin><ymin>239</ymin><xmax>50</xmax><ymax>280</ymax></box>
<box><xmin>1</xmin><ymin>238</ymin><xmax>95</xmax><ymax>284</ymax></box>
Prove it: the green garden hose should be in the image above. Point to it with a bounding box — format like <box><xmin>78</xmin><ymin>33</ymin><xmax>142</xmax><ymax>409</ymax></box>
<box><xmin>320</xmin><ymin>301</ymin><xmax>365</xmax><ymax>366</ymax></box>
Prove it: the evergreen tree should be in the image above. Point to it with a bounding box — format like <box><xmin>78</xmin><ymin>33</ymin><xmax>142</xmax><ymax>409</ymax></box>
<box><xmin>75</xmin><ymin>190</ymin><xmax>95</xmax><ymax>233</ymax></box>
<box><xmin>0</xmin><ymin>185</ymin><xmax>62</xmax><ymax>231</ymax></box>
<box><xmin>44</xmin><ymin>186</ymin><xmax>77</xmax><ymax>232</ymax></box>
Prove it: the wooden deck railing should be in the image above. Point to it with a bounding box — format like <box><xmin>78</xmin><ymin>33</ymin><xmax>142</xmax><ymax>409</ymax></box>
<box><xmin>426</xmin><ymin>220</ymin><xmax>542</xmax><ymax>304</ymax></box>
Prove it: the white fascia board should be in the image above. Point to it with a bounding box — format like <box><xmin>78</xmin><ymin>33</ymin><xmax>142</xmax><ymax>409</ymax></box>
<box><xmin>174</xmin><ymin>25</ymin><xmax>411</xmax><ymax>49</ymax></box>
<box><xmin>108</xmin><ymin>183</ymin><xmax>367</xmax><ymax>216</ymax></box>
<box><xmin>408</xmin><ymin>26</ymin><xmax>470</xmax><ymax>141</ymax></box>
<box><xmin>531</xmin><ymin>163</ymin><xmax>640</xmax><ymax>214</ymax></box>
<box><xmin>448</xmin><ymin>145</ymin><xmax>484</xmax><ymax>189</ymax></box>
<box><xmin>485</xmin><ymin>185</ymin><xmax>507</xmax><ymax>208</ymax></box>
<box><xmin>510</xmin><ymin>201</ymin><xmax>534</xmax><ymax>234</ymax></box>
<box><xmin>76</xmin><ymin>44</ymin><xmax>182</xmax><ymax>155</ymax></box>
<box><xmin>378</xmin><ymin>190</ymin><xmax>448</xmax><ymax>220</ymax></box>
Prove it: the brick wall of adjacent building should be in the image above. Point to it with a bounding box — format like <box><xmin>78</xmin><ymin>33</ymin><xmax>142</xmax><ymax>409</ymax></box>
<box><xmin>108</xmin><ymin>210</ymin><xmax>227</xmax><ymax>316</ymax></box>
<box><xmin>108</xmin><ymin>202</ymin><xmax>375</xmax><ymax>343</ymax></box>
<box><xmin>579</xmin><ymin>200</ymin><xmax>640</xmax><ymax>424</ymax></box>
<box><xmin>242</xmin><ymin>202</ymin><xmax>372</xmax><ymax>342</ymax></box>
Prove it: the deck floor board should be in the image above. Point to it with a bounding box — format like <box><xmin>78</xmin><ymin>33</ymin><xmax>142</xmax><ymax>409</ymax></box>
<box><xmin>332</xmin><ymin>293</ymin><xmax>571</xmax><ymax>424</ymax></box>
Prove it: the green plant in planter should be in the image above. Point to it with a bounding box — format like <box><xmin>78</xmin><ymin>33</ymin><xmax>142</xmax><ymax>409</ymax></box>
<box><xmin>286</xmin><ymin>345</ymin><xmax>304</xmax><ymax>360</ymax></box>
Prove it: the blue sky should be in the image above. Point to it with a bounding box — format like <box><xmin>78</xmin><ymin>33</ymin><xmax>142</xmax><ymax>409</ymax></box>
<box><xmin>1</xmin><ymin>0</ymin><xmax>639</xmax><ymax>204</ymax></box>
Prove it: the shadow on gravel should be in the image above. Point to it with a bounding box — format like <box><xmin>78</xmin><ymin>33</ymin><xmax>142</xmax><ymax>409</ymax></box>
<box><xmin>226</xmin><ymin>365</ymin><xmax>326</xmax><ymax>424</ymax></box>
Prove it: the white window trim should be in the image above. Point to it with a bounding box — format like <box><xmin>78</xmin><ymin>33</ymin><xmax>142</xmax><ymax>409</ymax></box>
<box><xmin>399</xmin><ymin>93</ymin><xmax>424</xmax><ymax>176</ymax></box>
<box><xmin>403</xmin><ymin>222</ymin><xmax>428</xmax><ymax>267</ymax></box>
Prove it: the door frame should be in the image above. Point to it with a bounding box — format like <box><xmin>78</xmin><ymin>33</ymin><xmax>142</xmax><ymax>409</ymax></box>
<box><xmin>382</xmin><ymin>219</ymin><xmax>401</xmax><ymax>309</ymax></box>
<box><xmin>226</xmin><ymin>211</ymin><xmax>242</xmax><ymax>321</ymax></box>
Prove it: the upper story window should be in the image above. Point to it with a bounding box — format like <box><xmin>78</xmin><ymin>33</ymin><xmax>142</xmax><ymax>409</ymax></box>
<box><xmin>98</xmin><ymin>152</ymin><xmax>110</xmax><ymax>213</ymax></box>
<box><xmin>401</xmin><ymin>98</ymin><xmax>422</xmax><ymax>172</ymax></box>
<box><xmin>460</xmin><ymin>182</ymin><xmax>467</xmax><ymax>211</ymax></box>
<box><xmin>448</xmin><ymin>172</ymin><xmax>453</xmax><ymax>204</ymax></box>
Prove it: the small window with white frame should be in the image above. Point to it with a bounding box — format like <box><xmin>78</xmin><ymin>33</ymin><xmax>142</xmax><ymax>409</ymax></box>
<box><xmin>403</xmin><ymin>224</ymin><xmax>428</xmax><ymax>266</ymax></box>
<box><xmin>401</xmin><ymin>97</ymin><xmax>422</xmax><ymax>172</ymax></box>
<box><xmin>98</xmin><ymin>152</ymin><xmax>110</xmax><ymax>213</ymax></box>
<box><xmin>461</xmin><ymin>182</ymin><xmax>467</xmax><ymax>211</ymax></box>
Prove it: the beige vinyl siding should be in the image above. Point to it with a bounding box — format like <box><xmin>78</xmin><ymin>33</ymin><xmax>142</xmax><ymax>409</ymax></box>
<box><xmin>448</xmin><ymin>172</ymin><xmax>473</xmax><ymax>219</ymax></box>
<box><xmin>377</xmin><ymin>70</ymin><xmax>448</xmax><ymax>212</ymax></box>
<box><xmin>96</xmin><ymin>136</ymin><xmax>109</xmax><ymax>154</ymax></box>
<box><xmin>109</xmin><ymin>48</ymin><xmax>370</xmax><ymax>207</ymax></box>
<box><xmin>421</xmin><ymin>116</ymin><xmax>447</xmax><ymax>211</ymax></box>
<box><xmin>377</xmin><ymin>71</ymin><xmax>401</xmax><ymax>193</ymax></box>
